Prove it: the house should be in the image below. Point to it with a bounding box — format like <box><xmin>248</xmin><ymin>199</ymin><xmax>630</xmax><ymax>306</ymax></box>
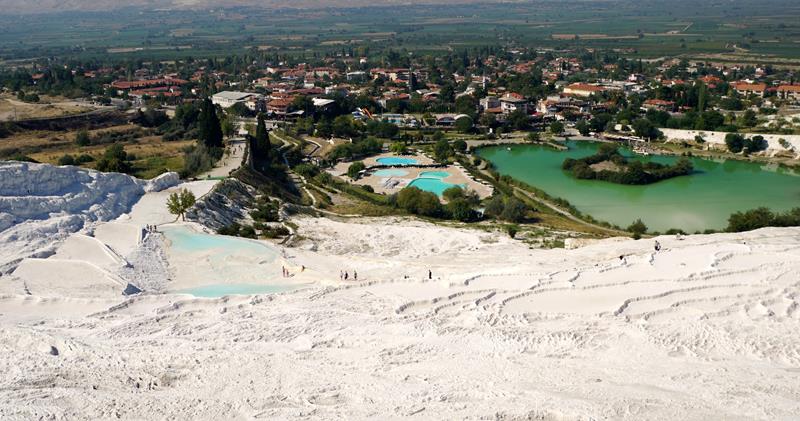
<box><xmin>346</xmin><ymin>71</ymin><xmax>367</xmax><ymax>81</ymax></box>
<box><xmin>480</xmin><ymin>96</ymin><xmax>500</xmax><ymax>111</ymax></box>
<box><xmin>642</xmin><ymin>99</ymin><xmax>676</xmax><ymax>112</ymax></box>
<box><xmin>731</xmin><ymin>82</ymin><xmax>767</xmax><ymax>98</ymax></box>
<box><xmin>562</xmin><ymin>83</ymin><xmax>606</xmax><ymax>98</ymax></box>
<box><xmin>777</xmin><ymin>85</ymin><xmax>800</xmax><ymax>101</ymax></box>
<box><xmin>267</xmin><ymin>97</ymin><xmax>294</xmax><ymax>114</ymax></box>
<box><xmin>499</xmin><ymin>93</ymin><xmax>528</xmax><ymax>115</ymax></box>
<box><xmin>211</xmin><ymin>91</ymin><xmax>256</xmax><ymax>109</ymax></box>
<box><xmin>109</xmin><ymin>78</ymin><xmax>188</xmax><ymax>95</ymax></box>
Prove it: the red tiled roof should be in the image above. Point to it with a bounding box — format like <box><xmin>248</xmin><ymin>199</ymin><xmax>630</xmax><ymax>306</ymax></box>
<box><xmin>110</xmin><ymin>78</ymin><xmax>188</xmax><ymax>89</ymax></box>
<box><xmin>732</xmin><ymin>82</ymin><xmax>767</xmax><ymax>91</ymax></box>
<box><xmin>777</xmin><ymin>84</ymin><xmax>800</xmax><ymax>93</ymax></box>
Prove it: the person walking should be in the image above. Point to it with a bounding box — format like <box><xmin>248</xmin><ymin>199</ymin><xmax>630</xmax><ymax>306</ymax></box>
<box><xmin>354</xmin><ymin>270</ymin><xmax>358</xmax><ymax>281</ymax></box>
<box><xmin>428</xmin><ymin>269</ymin><xmax>432</xmax><ymax>280</ymax></box>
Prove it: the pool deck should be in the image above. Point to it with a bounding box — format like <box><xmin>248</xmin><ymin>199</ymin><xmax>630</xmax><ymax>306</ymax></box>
<box><xmin>355</xmin><ymin>162</ymin><xmax>493</xmax><ymax>199</ymax></box>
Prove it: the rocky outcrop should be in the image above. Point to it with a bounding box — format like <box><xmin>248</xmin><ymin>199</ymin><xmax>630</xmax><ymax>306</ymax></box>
<box><xmin>0</xmin><ymin>161</ymin><xmax>179</xmax><ymax>273</ymax></box>
<box><xmin>185</xmin><ymin>179</ymin><xmax>257</xmax><ymax>231</ymax></box>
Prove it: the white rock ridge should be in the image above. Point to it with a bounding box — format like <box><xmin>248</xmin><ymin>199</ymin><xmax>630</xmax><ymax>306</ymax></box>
<box><xmin>0</xmin><ymin>161</ymin><xmax>179</xmax><ymax>273</ymax></box>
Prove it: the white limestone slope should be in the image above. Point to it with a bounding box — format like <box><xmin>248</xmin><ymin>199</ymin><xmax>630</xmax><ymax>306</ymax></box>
<box><xmin>0</xmin><ymin>161</ymin><xmax>178</xmax><ymax>273</ymax></box>
<box><xmin>0</xmin><ymin>216</ymin><xmax>799</xmax><ymax>419</ymax></box>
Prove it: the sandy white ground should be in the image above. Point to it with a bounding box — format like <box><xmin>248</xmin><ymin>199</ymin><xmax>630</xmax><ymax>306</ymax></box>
<box><xmin>1</xmin><ymin>157</ymin><xmax>800</xmax><ymax>419</ymax></box>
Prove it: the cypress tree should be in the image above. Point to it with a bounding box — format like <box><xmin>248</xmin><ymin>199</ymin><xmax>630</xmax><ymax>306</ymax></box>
<box><xmin>198</xmin><ymin>98</ymin><xmax>223</xmax><ymax>149</ymax></box>
<box><xmin>253</xmin><ymin>113</ymin><xmax>270</xmax><ymax>163</ymax></box>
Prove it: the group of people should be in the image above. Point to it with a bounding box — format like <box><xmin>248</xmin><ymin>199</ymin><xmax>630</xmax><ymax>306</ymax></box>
<box><xmin>281</xmin><ymin>266</ymin><xmax>290</xmax><ymax>278</ymax></box>
<box><xmin>340</xmin><ymin>270</ymin><xmax>358</xmax><ymax>281</ymax></box>
<box><xmin>145</xmin><ymin>224</ymin><xmax>158</xmax><ymax>233</ymax></box>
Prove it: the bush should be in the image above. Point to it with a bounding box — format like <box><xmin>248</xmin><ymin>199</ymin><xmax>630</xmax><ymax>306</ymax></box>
<box><xmin>294</xmin><ymin>163</ymin><xmax>320</xmax><ymax>179</ymax></box>
<box><xmin>724</xmin><ymin>207</ymin><xmax>800</xmax><ymax>232</ymax></box>
<box><xmin>75</xmin><ymin>130</ymin><xmax>90</xmax><ymax>146</ymax></box>
<box><xmin>500</xmin><ymin>197</ymin><xmax>527</xmax><ymax>223</ymax></box>
<box><xmin>453</xmin><ymin>139</ymin><xmax>467</xmax><ymax>153</ymax></box>
<box><xmin>447</xmin><ymin>198</ymin><xmax>477</xmax><ymax>222</ymax></box>
<box><xmin>396</xmin><ymin>187</ymin><xmax>443</xmax><ymax>217</ymax></box>
<box><xmin>627</xmin><ymin>218</ymin><xmax>648</xmax><ymax>239</ymax></box>
<box><xmin>347</xmin><ymin>161</ymin><xmax>366</xmax><ymax>179</ymax></box>
<box><xmin>725</xmin><ymin>133</ymin><xmax>745</xmax><ymax>153</ymax></box>
<box><xmin>442</xmin><ymin>186</ymin><xmax>465</xmax><ymax>202</ymax></box>
<box><xmin>57</xmin><ymin>154</ymin><xmax>75</xmax><ymax>166</ymax></box>
<box><xmin>95</xmin><ymin>143</ymin><xmax>132</xmax><ymax>174</ymax></box>
<box><xmin>505</xmin><ymin>224</ymin><xmax>519</xmax><ymax>238</ymax></box>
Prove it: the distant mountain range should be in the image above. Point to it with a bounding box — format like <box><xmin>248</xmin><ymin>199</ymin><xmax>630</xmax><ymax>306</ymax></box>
<box><xmin>0</xmin><ymin>0</ymin><xmax>520</xmax><ymax>14</ymax></box>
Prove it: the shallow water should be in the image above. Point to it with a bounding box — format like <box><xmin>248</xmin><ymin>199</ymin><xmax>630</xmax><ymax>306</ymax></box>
<box><xmin>175</xmin><ymin>283</ymin><xmax>297</xmax><ymax>298</ymax></box>
<box><xmin>162</xmin><ymin>226</ymin><xmax>293</xmax><ymax>294</ymax></box>
<box><xmin>373</xmin><ymin>169</ymin><xmax>410</xmax><ymax>177</ymax></box>
<box><xmin>418</xmin><ymin>171</ymin><xmax>452</xmax><ymax>179</ymax></box>
<box><xmin>408</xmin><ymin>177</ymin><xmax>463</xmax><ymax>196</ymax></box>
<box><xmin>376</xmin><ymin>157</ymin><xmax>418</xmax><ymax>166</ymax></box>
<box><xmin>478</xmin><ymin>141</ymin><xmax>800</xmax><ymax>231</ymax></box>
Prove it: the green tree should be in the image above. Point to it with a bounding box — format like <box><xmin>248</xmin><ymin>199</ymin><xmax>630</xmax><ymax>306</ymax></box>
<box><xmin>166</xmin><ymin>188</ymin><xmax>196</xmax><ymax>221</ymax></box>
<box><xmin>741</xmin><ymin>110</ymin><xmax>757</xmax><ymax>127</ymax></box>
<box><xmin>627</xmin><ymin>218</ymin><xmax>648</xmax><ymax>239</ymax></box>
<box><xmin>454</xmin><ymin>115</ymin><xmax>473</xmax><ymax>133</ymax></box>
<box><xmin>447</xmin><ymin>198</ymin><xmax>476</xmax><ymax>222</ymax></box>
<box><xmin>442</xmin><ymin>186</ymin><xmax>465</xmax><ymax>202</ymax></box>
<box><xmin>575</xmin><ymin>119</ymin><xmax>590</xmax><ymax>136</ymax></box>
<box><xmin>95</xmin><ymin>143</ymin><xmax>132</xmax><ymax>174</ymax></box>
<box><xmin>526</xmin><ymin>132</ymin><xmax>541</xmax><ymax>143</ymax></box>
<box><xmin>389</xmin><ymin>142</ymin><xmax>408</xmax><ymax>155</ymax></box>
<box><xmin>197</xmin><ymin>98</ymin><xmax>223</xmax><ymax>149</ymax></box>
<box><xmin>220</xmin><ymin>115</ymin><xmax>235</xmax><ymax>138</ymax></box>
<box><xmin>75</xmin><ymin>129</ymin><xmax>90</xmax><ymax>146</ymax></box>
<box><xmin>549</xmin><ymin>121</ymin><xmax>564</xmax><ymax>135</ymax></box>
<box><xmin>632</xmin><ymin>119</ymin><xmax>660</xmax><ymax>140</ymax></box>
<box><xmin>347</xmin><ymin>161</ymin><xmax>366</xmax><ymax>179</ymax></box>
<box><xmin>725</xmin><ymin>133</ymin><xmax>745</xmax><ymax>153</ymax></box>
<box><xmin>453</xmin><ymin>139</ymin><xmax>467</xmax><ymax>153</ymax></box>
<box><xmin>433</xmin><ymin>139</ymin><xmax>452</xmax><ymax>162</ymax></box>
<box><xmin>500</xmin><ymin>197</ymin><xmax>527</xmax><ymax>223</ymax></box>
<box><xmin>252</xmin><ymin>114</ymin><xmax>271</xmax><ymax>164</ymax></box>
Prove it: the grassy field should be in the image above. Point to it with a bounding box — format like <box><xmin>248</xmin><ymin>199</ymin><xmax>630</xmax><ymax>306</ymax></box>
<box><xmin>0</xmin><ymin>124</ymin><xmax>193</xmax><ymax>178</ymax></box>
<box><xmin>0</xmin><ymin>94</ymin><xmax>93</xmax><ymax>121</ymax></box>
<box><xmin>2</xmin><ymin>0</ymin><xmax>800</xmax><ymax>61</ymax></box>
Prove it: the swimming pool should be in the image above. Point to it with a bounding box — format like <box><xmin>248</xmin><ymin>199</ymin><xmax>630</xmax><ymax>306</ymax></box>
<box><xmin>418</xmin><ymin>171</ymin><xmax>452</xmax><ymax>179</ymax></box>
<box><xmin>373</xmin><ymin>169</ymin><xmax>409</xmax><ymax>177</ymax></box>
<box><xmin>408</xmin><ymin>177</ymin><xmax>464</xmax><ymax>196</ymax></box>
<box><xmin>176</xmin><ymin>283</ymin><xmax>298</xmax><ymax>298</ymax></box>
<box><xmin>376</xmin><ymin>157</ymin><xmax>418</xmax><ymax>166</ymax></box>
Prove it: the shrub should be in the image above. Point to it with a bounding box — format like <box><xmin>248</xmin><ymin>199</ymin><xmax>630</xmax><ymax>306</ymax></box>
<box><xmin>505</xmin><ymin>224</ymin><xmax>519</xmax><ymax>238</ymax></box>
<box><xmin>95</xmin><ymin>143</ymin><xmax>132</xmax><ymax>174</ymax></box>
<box><xmin>347</xmin><ymin>161</ymin><xmax>366</xmax><ymax>179</ymax></box>
<box><xmin>500</xmin><ymin>197</ymin><xmax>527</xmax><ymax>223</ymax></box>
<box><xmin>627</xmin><ymin>218</ymin><xmax>648</xmax><ymax>239</ymax></box>
<box><xmin>396</xmin><ymin>187</ymin><xmax>443</xmax><ymax>217</ymax></box>
<box><xmin>725</xmin><ymin>133</ymin><xmax>745</xmax><ymax>153</ymax></box>
<box><xmin>57</xmin><ymin>154</ymin><xmax>75</xmax><ymax>166</ymax></box>
<box><xmin>75</xmin><ymin>130</ymin><xmax>90</xmax><ymax>146</ymax></box>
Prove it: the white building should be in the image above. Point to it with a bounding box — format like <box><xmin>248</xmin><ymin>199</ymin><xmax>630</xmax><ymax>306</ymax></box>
<box><xmin>211</xmin><ymin>91</ymin><xmax>256</xmax><ymax>109</ymax></box>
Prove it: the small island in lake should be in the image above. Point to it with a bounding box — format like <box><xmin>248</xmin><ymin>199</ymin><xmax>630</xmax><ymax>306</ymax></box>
<box><xmin>562</xmin><ymin>143</ymin><xmax>693</xmax><ymax>185</ymax></box>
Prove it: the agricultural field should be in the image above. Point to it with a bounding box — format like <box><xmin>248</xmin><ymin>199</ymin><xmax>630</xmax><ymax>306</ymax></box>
<box><xmin>1</xmin><ymin>0</ymin><xmax>799</xmax><ymax>61</ymax></box>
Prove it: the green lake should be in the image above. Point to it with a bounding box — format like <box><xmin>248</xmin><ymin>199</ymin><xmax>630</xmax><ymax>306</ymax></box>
<box><xmin>478</xmin><ymin>141</ymin><xmax>800</xmax><ymax>232</ymax></box>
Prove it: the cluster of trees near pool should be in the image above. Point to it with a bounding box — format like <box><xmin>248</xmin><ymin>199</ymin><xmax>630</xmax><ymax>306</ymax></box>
<box><xmin>726</xmin><ymin>207</ymin><xmax>800</xmax><ymax>233</ymax></box>
<box><xmin>562</xmin><ymin>143</ymin><xmax>693</xmax><ymax>185</ymax></box>
<box><xmin>388</xmin><ymin>186</ymin><xmax>526</xmax><ymax>223</ymax></box>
